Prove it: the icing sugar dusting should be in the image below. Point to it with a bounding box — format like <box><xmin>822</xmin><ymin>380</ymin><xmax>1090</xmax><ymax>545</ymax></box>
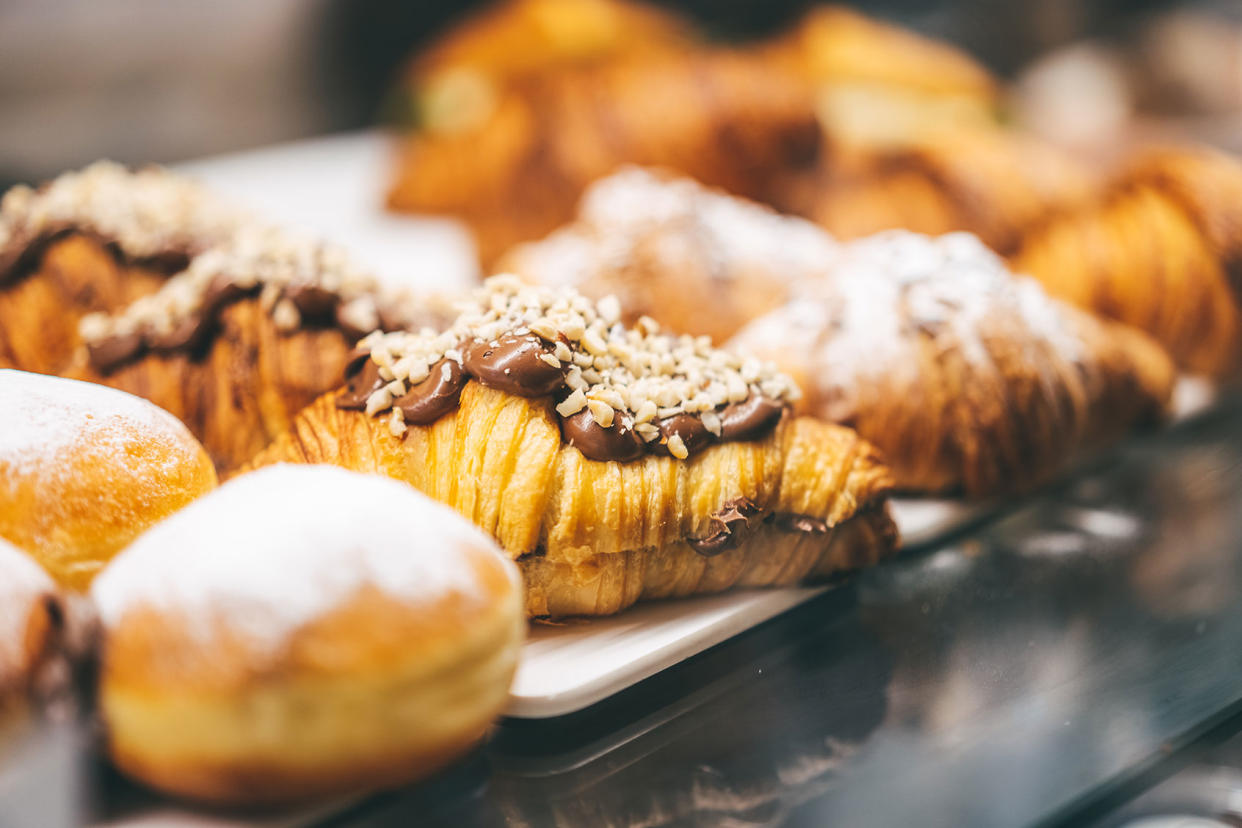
<box><xmin>91</xmin><ymin>465</ymin><xmax>512</xmax><ymax>650</ymax></box>
<box><xmin>0</xmin><ymin>538</ymin><xmax>56</xmax><ymax>684</ymax></box>
<box><xmin>731</xmin><ymin>232</ymin><xmax>1087</xmax><ymax>417</ymax></box>
<box><xmin>519</xmin><ymin>166</ymin><xmax>838</xmax><ymax>288</ymax></box>
<box><xmin>0</xmin><ymin>370</ymin><xmax>198</xmax><ymax>484</ymax></box>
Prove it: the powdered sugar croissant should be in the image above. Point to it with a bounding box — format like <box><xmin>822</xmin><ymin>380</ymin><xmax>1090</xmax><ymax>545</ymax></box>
<box><xmin>732</xmin><ymin>232</ymin><xmax>1175</xmax><ymax>496</ymax></box>
<box><xmin>252</xmin><ymin>277</ymin><xmax>897</xmax><ymax>617</ymax></box>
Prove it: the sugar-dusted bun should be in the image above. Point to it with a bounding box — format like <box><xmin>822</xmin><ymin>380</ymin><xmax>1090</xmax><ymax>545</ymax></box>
<box><xmin>91</xmin><ymin>464</ymin><xmax>524</xmax><ymax>806</ymax></box>
<box><xmin>0</xmin><ymin>539</ymin><xmax>64</xmax><ymax>705</ymax></box>
<box><xmin>0</xmin><ymin>370</ymin><xmax>218</xmax><ymax>590</ymax></box>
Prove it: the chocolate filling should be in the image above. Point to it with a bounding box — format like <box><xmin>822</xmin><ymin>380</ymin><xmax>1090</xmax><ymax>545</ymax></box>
<box><xmin>0</xmin><ymin>226</ymin><xmax>192</xmax><ymax>288</ymax></box>
<box><xmin>689</xmin><ymin>497</ymin><xmax>762</xmax><ymax>556</ymax></box>
<box><xmin>561</xmin><ymin>408</ymin><xmax>645</xmax><ymax>462</ymax></box>
<box><xmin>768</xmin><ymin>512</ymin><xmax>830</xmax><ymax>535</ymax></box>
<box><xmin>83</xmin><ymin>277</ymin><xmax>365</xmax><ymax>374</ymax></box>
<box><xmin>338</xmin><ymin>333</ymin><xmax>789</xmax><ymax>462</ymax></box>
<box><xmin>394</xmin><ymin>359</ymin><xmax>467</xmax><ymax>425</ymax></box>
<box><xmin>462</xmin><ymin>333</ymin><xmax>565</xmax><ymax>397</ymax></box>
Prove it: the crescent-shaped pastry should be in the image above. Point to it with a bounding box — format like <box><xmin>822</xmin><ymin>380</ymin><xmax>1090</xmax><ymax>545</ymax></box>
<box><xmin>387</xmin><ymin>49</ymin><xmax>821</xmax><ymax>267</ymax></box>
<box><xmin>67</xmin><ymin>224</ymin><xmax>436</xmax><ymax>474</ymax></box>
<box><xmin>731</xmin><ymin>232</ymin><xmax>1175</xmax><ymax>496</ymax></box>
<box><xmin>251</xmin><ymin>276</ymin><xmax>898</xmax><ymax>617</ymax></box>
<box><xmin>499</xmin><ymin>166</ymin><xmax>839</xmax><ymax>342</ymax></box>
<box><xmin>92</xmin><ymin>464</ymin><xmax>523</xmax><ymax>806</ymax></box>
<box><xmin>0</xmin><ymin>162</ymin><xmax>240</xmax><ymax>376</ymax></box>
<box><xmin>398</xmin><ymin>0</ymin><xmax>693</xmax><ymax>136</ymax></box>
<box><xmin>1012</xmin><ymin>145</ymin><xmax>1242</xmax><ymax>376</ymax></box>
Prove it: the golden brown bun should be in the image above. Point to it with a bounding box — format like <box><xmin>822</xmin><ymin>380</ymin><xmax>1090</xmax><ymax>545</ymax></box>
<box><xmin>68</xmin><ymin>298</ymin><xmax>358</xmax><ymax>476</ymax></box>
<box><xmin>793</xmin><ymin>126</ymin><xmax>1093</xmax><ymax>256</ymax></box>
<box><xmin>401</xmin><ymin>0</ymin><xmax>692</xmax><ymax>136</ymax></box>
<box><xmin>1012</xmin><ymin>145</ymin><xmax>1242</xmax><ymax>376</ymax></box>
<box><xmin>92</xmin><ymin>464</ymin><xmax>523</xmax><ymax>807</ymax></box>
<box><xmin>0</xmin><ymin>234</ymin><xmax>174</xmax><ymax>375</ymax></box>
<box><xmin>0</xmin><ymin>370</ymin><xmax>218</xmax><ymax>589</ymax></box>
<box><xmin>388</xmin><ymin>49</ymin><xmax>820</xmax><ymax>267</ymax></box>
<box><xmin>731</xmin><ymin>232</ymin><xmax>1175</xmax><ymax>496</ymax></box>
<box><xmin>499</xmin><ymin>167</ymin><xmax>840</xmax><ymax>342</ymax></box>
<box><xmin>250</xmin><ymin>383</ymin><xmax>898</xmax><ymax>617</ymax></box>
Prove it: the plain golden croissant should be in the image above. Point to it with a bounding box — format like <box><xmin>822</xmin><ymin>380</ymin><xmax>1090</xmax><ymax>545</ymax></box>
<box><xmin>387</xmin><ymin>49</ymin><xmax>821</xmax><ymax>267</ymax></box>
<box><xmin>396</xmin><ymin>0</ymin><xmax>693</xmax><ymax>135</ymax></box>
<box><xmin>789</xmin><ymin>125</ymin><xmax>1093</xmax><ymax>257</ymax></box>
<box><xmin>0</xmin><ymin>162</ymin><xmax>240</xmax><ymax>376</ymax></box>
<box><xmin>499</xmin><ymin>166</ymin><xmax>840</xmax><ymax>343</ymax></box>
<box><xmin>731</xmin><ymin>232</ymin><xmax>1175</xmax><ymax>496</ymax></box>
<box><xmin>66</xmin><ymin>225</ymin><xmax>436</xmax><ymax>475</ymax></box>
<box><xmin>252</xmin><ymin>276</ymin><xmax>898</xmax><ymax>617</ymax></box>
<box><xmin>1012</xmin><ymin>145</ymin><xmax>1242</xmax><ymax>377</ymax></box>
<box><xmin>760</xmin><ymin>5</ymin><xmax>999</xmax><ymax>113</ymax></box>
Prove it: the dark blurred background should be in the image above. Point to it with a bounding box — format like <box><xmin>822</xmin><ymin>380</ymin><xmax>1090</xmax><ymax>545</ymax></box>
<box><xmin>6</xmin><ymin>0</ymin><xmax>1239</xmax><ymax>188</ymax></box>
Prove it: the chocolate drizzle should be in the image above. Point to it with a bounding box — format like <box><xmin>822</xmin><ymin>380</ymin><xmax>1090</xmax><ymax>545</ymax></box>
<box><xmin>689</xmin><ymin>497</ymin><xmax>762</xmax><ymax>556</ymax></box>
<box><xmin>338</xmin><ymin>276</ymin><xmax>801</xmax><ymax>463</ymax></box>
<box><xmin>394</xmin><ymin>359</ymin><xmax>467</xmax><ymax>425</ymax></box>
<box><xmin>339</xmin><ymin>338</ymin><xmax>790</xmax><ymax>462</ymax></box>
<box><xmin>769</xmin><ymin>512</ymin><xmax>830</xmax><ymax>535</ymax></box>
<box><xmin>561</xmin><ymin>408</ymin><xmax>645</xmax><ymax>462</ymax></box>
<box><xmin>462</xmin><ymin>334</ymin><xmax>565</xmax><ymax>397</ymax></box>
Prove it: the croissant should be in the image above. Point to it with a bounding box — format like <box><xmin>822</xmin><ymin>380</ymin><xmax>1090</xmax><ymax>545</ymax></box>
<box><xmin>396</xmin><ymin>0</ymin><xmax>692</xmax><ymax>135</ymax></box>
<box><xmin>252</xmin><ymin>276</ymin><xmax>898</xmax><ymax>617</ymax></box>
<box><xmin>731</xmin><ymin>232</ymin><xmax>1175</xmax><ymax>496</ymax></box>
<box><xmin>788</xmin><ymin>126</ymin><xmax>1093</xmax><ymax>257</ymax></box>
<box><xmin>499</xmin><ymin>166</ymin><xmax>839</xmax><ymax>342</ymax></box>
<box><xmin>760</xmin><ymin>5</ymin><xmax>999</xmax><ymax>113</ymax></box>
<box><xmin>64</xmin><ymin>225</ymin><xmax>435</xmax><ymax>475</ymax></box>
<box><xmin>0</xmin><ymin>162</ymin><xmax>240</xmax><ymax>375</ymax></box>
<box><xmin>1012</xmin><ymin>146</ymin><xmax>1242</xmax><ymax>377</ymax></box>
<box><xmin>387</xmin><ymin>49</ymin><xmax>821</xmax><ymax>267</ymax></box>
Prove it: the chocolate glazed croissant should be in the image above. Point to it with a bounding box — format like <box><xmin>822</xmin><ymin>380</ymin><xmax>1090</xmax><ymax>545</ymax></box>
<box><xmin>387</xmin><ymin>50</ymin><xmax>821</xmax><ymax>267</ymax></box>
<box><xmin>67</xmin><ymin>226</ymin><xmax>434</xmax><ymax>474</ymax></box>
<box><xmin>0</xmin><ymin>162</ymin><xmax>240</xmax><ymax>376</ymax></box>
<box><xmin>1012</xmin><ymin>146</ymin><xmax>1242</xmax><ymax>377</ymax></box>
<box><xmin>731</xmin><ymin>232</ymin><xmax>1175</xmax><ymax>496</ymax></box>
<box><xmin>252</xmin><ymin>277</ymin><xmax>897</xmax><ymax>617</ymax></box>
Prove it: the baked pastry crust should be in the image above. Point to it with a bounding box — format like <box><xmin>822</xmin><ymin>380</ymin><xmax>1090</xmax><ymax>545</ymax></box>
<box><xmin>0</xmin><ymin>370</ymin><xmax>218</xmax><ymax>589</ymax></box>
<box><xmin>92</xmin><ymin>465</ymin><xmax>523</xmax><ymax>806</ymax></box>
<box><xmin>1012</xmin><ymin>145</ymin><xmax>1242</xmax><ymax>376</ymax></box>
<box><xmin>793</xmin><ymin>126</ymin><xmax>1092</xmax><ymax>256</ymax></box>
<box><xmin>398</xmin><ymin>0</ymin><xmax>692</xmax><ymax>135</ymax></box>
<box><xmin>387</xmin><ymin>49</ymin><xmax>820</xmax><ymax>266</ymax></box>
<box><xmin>731</xmin><ymin>232</ymin><xmax>1175</xmax><ymax>496</ymax></box>
<box><xmin>499</xmin><ymin>167</ymin><xmax>839</xmax><ymax>342</ymax></box>
<box><xmin>249</xmin><ymin>277</ymin><xmax>896</xmax><ymax>616</ymax></box>
<box><xmin>253</xmin><ymin>385</ymin><xmax>895</xmax><ymax>616</ymax></box>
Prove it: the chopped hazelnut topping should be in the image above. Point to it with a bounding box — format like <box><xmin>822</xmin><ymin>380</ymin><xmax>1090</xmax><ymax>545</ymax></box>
<box><xmin>352</xmin><ymin>275</ymin><xmax>800</xmax><ymax>461</ymax></box>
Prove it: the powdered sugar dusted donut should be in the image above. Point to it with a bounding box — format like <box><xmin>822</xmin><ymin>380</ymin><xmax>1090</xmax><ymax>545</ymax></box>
<box><xmin>0</xmin><ymin>370</ymin><xmax>218</xmax><ymax>589</ymax></box>
<box><xmin>0</xmin><ymin>539</ymin><xmax>62</xmax><ymax>700</ymax></box>
<box><xmin>92</xmin><ymin>464</ymin><xmax>524</xmax><ymax>806</ymax></box>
